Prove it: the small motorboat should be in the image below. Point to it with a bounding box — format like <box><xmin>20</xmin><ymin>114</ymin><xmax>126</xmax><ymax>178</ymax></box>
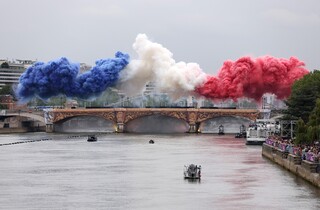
<box><xmin>235</xmin><ymin>132</ymin><xmax>246</xmax><ymax>138</ymax></box>
<box><xmin>87</xmin><ymin>135</ymin><xmax>97</xmax><ymax>142</ymax></box>
<box><xmin>184</xmin><ymin>164</ymin><xmax>201</xmax><ymax>179</ymax></box>
<box><xmin>218</xmin><ymin>125</ymin><xmax>224</xmax><ymax>135</ymax></box>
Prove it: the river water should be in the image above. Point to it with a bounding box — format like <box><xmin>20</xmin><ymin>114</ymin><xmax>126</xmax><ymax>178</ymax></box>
<box><xmin>0</xmin><ymin>133</ymin><xmax>319</xmax><ymax>210</ymax></box>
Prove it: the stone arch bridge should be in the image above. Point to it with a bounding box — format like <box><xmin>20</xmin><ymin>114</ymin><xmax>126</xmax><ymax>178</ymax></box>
<box><xmin>45</xmin><ymin>108</ymin><xmax>259</xmax><ymax>133</ymax></box>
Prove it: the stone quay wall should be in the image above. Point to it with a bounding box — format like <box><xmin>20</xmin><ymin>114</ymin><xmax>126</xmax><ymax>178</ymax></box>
<box><xmin>262</xmin><ymin>143</ymin><xmax>320</xmax><ymax>188</ymax></box>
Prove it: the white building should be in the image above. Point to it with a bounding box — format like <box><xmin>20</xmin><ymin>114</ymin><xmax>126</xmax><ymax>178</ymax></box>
<box><xmin>0</xmin><ymin>59</ymin><xmax>36</xmax><ymax>89</ymax></box>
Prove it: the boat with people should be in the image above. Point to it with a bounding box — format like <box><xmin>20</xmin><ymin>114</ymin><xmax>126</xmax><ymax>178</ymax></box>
<box><xmin>246</xmin><ymin>119</ymin><xmax>279</xmax><ymax>145</ymax></box>
<box><xmin>87</xmin><ymin>135</ymin><xmax>97</xmax><ymax>142</ymax></box>
<box><xmin>184</xmin><ymin>164</ymin><xmax>201</xmax><ymax>179</ymax></box>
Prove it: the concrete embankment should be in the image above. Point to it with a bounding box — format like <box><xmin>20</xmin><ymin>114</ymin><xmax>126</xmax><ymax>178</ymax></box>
<box><xmin>262</xmin><ymin>143</ymin><xmax>320</xmax><ymax>188</ymax></box>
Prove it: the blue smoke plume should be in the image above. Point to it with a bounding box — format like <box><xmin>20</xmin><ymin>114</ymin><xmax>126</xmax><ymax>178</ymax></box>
<box><xmin>16</xmin><ymin>51</ymin><xmax>130</xmax><ymax>102</ymax></box>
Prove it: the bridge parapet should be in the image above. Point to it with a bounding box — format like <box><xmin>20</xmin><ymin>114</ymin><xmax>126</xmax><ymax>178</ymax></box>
<box><xmin>197</xmin><ymin>109</ymin><xmax>259</xmax><ymax>122</ymax></box>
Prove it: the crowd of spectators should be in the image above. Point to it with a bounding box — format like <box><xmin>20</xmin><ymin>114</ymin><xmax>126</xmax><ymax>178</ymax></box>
<box><xmin>265</xmin><ymin>135</ymin><xmax>320</xmax><ymax>163</ymax></box>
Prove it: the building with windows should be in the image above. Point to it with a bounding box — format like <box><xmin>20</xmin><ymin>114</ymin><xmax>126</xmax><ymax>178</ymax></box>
<box><xmin>0</xmin><ymin>59</ymin><xmax>36</xmax><ymax>89</ymax></box>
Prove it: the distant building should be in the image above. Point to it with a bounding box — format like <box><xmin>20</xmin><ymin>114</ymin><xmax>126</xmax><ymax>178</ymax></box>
<box><xmin>0</xmin><ymin>95</ymin><xmax>27</xmax><ymax>110</ymax></box>
<box><xmin>65</xmin><ymin>99</ymin><xmax>78</xmax><ymax>109</ymax></box>
<box><xmin>262</xmin><ymin>93</ymin><xmax>286</xmax><ymax>110</ymax></box>
<box><xmin>0</xmin><ymin>59</ymin><xmax>36</xmax><ymax>89</ymax></box>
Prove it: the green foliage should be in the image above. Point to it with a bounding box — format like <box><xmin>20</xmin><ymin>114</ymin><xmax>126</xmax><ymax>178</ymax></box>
<box><xmin>74</xmin><ymin>88</ymin><xmax>122</xmax><ymax>107</ymax></box>
<box><xmin>306</xmin><ymin>126</ymin><xmax>317</xmax><ymax>144</ymax></box>
<box><xmin>27</xmin><ymin>96</ymin><xmax>61</xmax><ymax>107</ymax></box>
<box><xmin>97</xmin><ymin>88</ymin><xmax>121</xmax><ymax>106</ymax></box>
<box><xmin>0</xmin><ymin>84</ymin><xmax>13</xmax><ymax>96</ymax></box>
<box><xmin>294</xmin><ymin>118</ymin><xmax>308</xmax><ymax>145</ymax></box>
<box><xmin>0</xmin><ymin>103</ymin><xmax>7</xmax><ymax>109</ymax></box>
<box><xmin>0</xmin><ymin>62</ymin><xmax>9</xmax><ymax>68</ymax></box>
<box><xmin>285</xmin><ymin>70</ymin><xmax>320</xmax><ymax>122</ymax></box>
<box><xmin>306</xmin><ymin>98</ymin><xmax>320</xmax><ymax>142</ymax></box>
<box><xmin>295</xmin><ymin>98</ymin><xmax>320</xmax><ymax>144</ymax></box>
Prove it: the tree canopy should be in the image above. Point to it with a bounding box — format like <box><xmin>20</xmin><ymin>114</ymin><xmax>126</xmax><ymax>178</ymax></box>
<box><xmin>284</xmin><ymin>70</ymin><xmax>320</xmax><ymax>122</ymax></box>
<box><xmin>0</xmin><ymin>84</ymin><xmax>13</xmax><ymax>96</ymax></box>
<box><xmin>295</xmin><ymin>98</ymin><xmax>320</xmax><ymax>144</ymax></box>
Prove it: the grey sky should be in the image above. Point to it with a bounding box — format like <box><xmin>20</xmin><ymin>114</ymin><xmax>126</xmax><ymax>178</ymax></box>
<box><xmin>1</xmin><ymin>0</ymin><xmax>319</xmax><ymax>74</ymax></box>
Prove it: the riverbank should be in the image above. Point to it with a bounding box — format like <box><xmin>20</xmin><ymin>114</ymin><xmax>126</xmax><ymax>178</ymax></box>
<box><xmin>262</xmin><ymin>143</ymin><xmax>320</xmax><ymax>188</ymax></box>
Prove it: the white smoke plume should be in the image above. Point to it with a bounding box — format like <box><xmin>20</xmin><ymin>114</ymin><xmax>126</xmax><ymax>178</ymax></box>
<box><xmin>118</xmin><ymin>34</ymin><xmax>208</xmax><ymax>99</ymax></box>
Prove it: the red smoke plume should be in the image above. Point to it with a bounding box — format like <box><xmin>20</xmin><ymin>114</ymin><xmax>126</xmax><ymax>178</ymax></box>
<box><xmin>195</xmin><ymin>56</ymin><xmax>309</xmax><ymax>101</ymax></box>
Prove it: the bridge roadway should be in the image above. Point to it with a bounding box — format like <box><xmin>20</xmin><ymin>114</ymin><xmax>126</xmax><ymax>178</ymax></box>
<box><xmin>45</xmin><ymin>108</ymin><xmax>259</xmax><ymax>133</ymax></box>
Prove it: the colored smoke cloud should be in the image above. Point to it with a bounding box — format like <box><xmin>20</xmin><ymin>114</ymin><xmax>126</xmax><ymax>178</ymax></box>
<box><xmin>118</xmin><ymin>34</ymin><xmax>308</xmax><ymax>101</ymax></box>
<box><xmin>15</xmin><ymin>33</ymin><xmax>309</xmax><ymax>103</ymax></box>
<box><xmin>16</xmin><ymin>52</ymin><xmax>129</xmax><ymax>102</ymax></box>
<box><xmin>195</xmin><ymin>56</ymin><xmax>309</xmax><ymax>101</ymax></box>
<box><xmin>117</xmin><ymin>34</ymin><xmax>207</xmax><ymax>99</ymax></box>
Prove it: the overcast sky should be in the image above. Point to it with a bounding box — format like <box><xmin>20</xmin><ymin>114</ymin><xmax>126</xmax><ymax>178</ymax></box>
<box><xmin>1</xmin><ymin>0</ymin><xmax>319</xmax><ymax>74</ymax></box>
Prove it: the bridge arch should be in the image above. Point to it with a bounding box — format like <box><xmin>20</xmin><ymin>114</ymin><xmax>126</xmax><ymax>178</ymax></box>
<box><xmin>125</xmin><ymin>114</ymin><xmax>189</xmax><ymax>133</ymax></box>
<box><xmin>200</xmin><ymin>115</ymin><xmax>252</xmax><ymax>133</ymax></box>
<box><xmin>54</xmin><ymin>115</ymin><xmax>116</xmax><ymax>133</ymax></box>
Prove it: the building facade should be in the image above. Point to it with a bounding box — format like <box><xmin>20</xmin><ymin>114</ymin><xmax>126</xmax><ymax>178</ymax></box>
<box><xmin>0</xmin><ymin>59</ymin><xmax>36</xmax><ymax>89</ymax></box>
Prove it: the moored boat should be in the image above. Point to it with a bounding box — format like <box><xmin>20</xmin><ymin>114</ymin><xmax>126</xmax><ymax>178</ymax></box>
<box><xmin>246</xmin><ymin>119</ymin><xmax>279</xmax><ymax>145</ymax></box>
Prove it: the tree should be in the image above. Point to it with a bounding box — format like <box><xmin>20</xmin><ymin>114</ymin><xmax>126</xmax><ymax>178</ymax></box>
<box><xmin>306</xmin><ymin>98</ymin><xmax>320</xmax><ymax>142</ymax></box>
<box><xmin>284</xmin><ymin>70</ymin><xmax>320</xmax><ymax>122</ymax></box>
<box><xmin>294</xmin><ymin>118</ymin><xmax>308</xmax><ymax>145</ymax></box>
<box><xmin>0</xmin><ymin>84</ymin><xmax>13</xmax><ymax>96</ymax></box>
<box><xmin>0</xmin><ymin>62</ymin><xmax>9</xmax><ymax>68</ymax></box>
<box><xmin>295</xmin><ymin>98</ymin><xmax>320</xmax><ymax>144</ymax></box>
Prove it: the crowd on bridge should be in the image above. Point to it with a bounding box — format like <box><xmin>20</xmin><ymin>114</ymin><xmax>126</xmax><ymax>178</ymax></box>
<box><xmin>265</xmin><ymin>135</ymin><xmax>320</xmax><ymax>163</ymax></box>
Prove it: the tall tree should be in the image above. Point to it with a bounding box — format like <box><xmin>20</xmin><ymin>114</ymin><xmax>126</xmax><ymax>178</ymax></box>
<box><xmin>306</xmin><ymin>98</ymin><xmax>320</xmax><ymax>142</ymax></box>
<box><xmin>295</xmin><ymin>98</ymin><xmax>320</xmax><ymax>144</ymax></box>
<box><xmin>284</xmin><ymin>70</ymin><xmax>320</xmax><ymax>122</ymax></box>
<box><xmin>295</xmin><ymin>118</ymin><xmax>308</xmax><ymax>145</ymax></box>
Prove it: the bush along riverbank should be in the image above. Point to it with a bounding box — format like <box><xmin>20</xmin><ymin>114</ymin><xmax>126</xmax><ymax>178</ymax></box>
<box><xmin>262</xmin><ymin>137</ymin><xmax>320</xmax><ymax>188</ymax></box>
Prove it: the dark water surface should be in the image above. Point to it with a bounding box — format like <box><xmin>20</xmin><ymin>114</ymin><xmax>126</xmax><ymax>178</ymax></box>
<box><xmin>0</xmin><ymin>133</ymin><xmax>319</xmax><ymax>210</ymax></box>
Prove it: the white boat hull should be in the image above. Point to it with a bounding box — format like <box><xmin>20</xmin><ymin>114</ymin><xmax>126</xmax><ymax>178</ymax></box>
<box><xmin>245</xmin><ymin>119</ymin><xmax>278</xmax><ymax>145</ymax></box>
<box><xmin>246</xmin><ymin>137</ymin><xmax>265</xmax><ymax>145</ymax></box>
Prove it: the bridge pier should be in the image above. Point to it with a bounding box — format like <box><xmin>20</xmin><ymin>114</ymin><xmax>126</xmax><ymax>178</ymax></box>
<box><xmin>46</xmin><ymin>124</ymin><xmax>54</xmax><ymax>133</ymax></box>
<box><xmin>116</xmin><ymin>123</ymin><xmax>124</xmax><ymax>133</ymax></box>
<box><xmin>188</xmin><ymin>123</ymin><xmax>200</xmax><ymax>133</ymax></box>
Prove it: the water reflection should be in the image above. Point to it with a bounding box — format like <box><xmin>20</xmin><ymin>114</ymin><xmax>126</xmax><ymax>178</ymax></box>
<box><xmin>184</xmin><ymin>179</ymin><xmax>201</xmax><ymax>184</ymax></box>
